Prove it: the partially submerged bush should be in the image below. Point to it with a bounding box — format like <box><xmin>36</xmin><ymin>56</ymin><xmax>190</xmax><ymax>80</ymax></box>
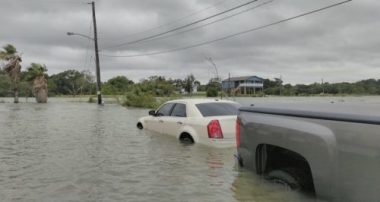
<box><xmin>88</xmin><ymin>96</ymin><xmax>95</xmax><ymax>103</ymax></box>
<box><xmin>122</xmin><ymin>89</ymin><xmax>181</xmax><ymax>108</ymax></box>
<box><xmin>123</xmin><ymin>91</ymin><xmax>159</xmax><ymax>108</ymax></box>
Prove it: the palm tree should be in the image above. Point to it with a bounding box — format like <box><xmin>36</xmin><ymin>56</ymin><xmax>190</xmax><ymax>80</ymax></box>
<box><xmin>25</xmin><ymin>63</ymin><xmax>48</xmax><ymax>103</ymax></box>
<box><xmin>0</xmin><ymin>44</ymin><xmax>22</xmax><ymax>103</ymax></box>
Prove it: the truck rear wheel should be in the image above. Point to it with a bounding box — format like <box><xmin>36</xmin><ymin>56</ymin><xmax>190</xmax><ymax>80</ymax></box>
<box><xmin>266</xmin><ymin>168</ymin><xmax>305</xmax><ymax>191</ymax></box>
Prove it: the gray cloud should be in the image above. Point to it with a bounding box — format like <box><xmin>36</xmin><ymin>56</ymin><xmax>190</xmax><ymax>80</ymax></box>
<box><xmin>1</xmin><ymin>0</ymin><xmax>379</xmax><ymax>84</ymax></box>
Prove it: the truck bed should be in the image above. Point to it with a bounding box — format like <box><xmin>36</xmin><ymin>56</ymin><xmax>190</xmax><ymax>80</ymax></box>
<box><xmin>239</xmin><ymin>106</ymin><xmax>380</xmax><ymax>125</ymax></box>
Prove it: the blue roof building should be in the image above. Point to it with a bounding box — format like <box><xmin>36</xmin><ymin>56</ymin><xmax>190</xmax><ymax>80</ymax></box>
<box><xmin>222</xmin><ymin>76</ymin><xmax>264</xmax><ymax>95</ymax></box>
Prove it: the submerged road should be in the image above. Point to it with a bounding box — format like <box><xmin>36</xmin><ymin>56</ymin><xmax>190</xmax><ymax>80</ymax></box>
<box><xmin>0</xmin><ymin>97</ymin><xmax>332</xmax><ymax>201</ymax></box>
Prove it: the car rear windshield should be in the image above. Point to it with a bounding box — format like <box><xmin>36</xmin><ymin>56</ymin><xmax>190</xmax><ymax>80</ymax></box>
<box><xmin>196</xmin><ymin>102</ymin><xmax>240</xmax><ymax>117</ymax></box>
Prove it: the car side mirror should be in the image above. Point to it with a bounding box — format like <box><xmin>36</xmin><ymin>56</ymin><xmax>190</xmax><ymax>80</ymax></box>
<box><xmin>148</xmin><ymin>110</ymin><xmax>156</xmax><ymax>116</ymax></box>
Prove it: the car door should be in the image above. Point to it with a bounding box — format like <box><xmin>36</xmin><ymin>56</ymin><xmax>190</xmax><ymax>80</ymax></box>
<box><xmin>150</xmin><ymin>102</ymin><xmax>175</xmax><ymax>134</ymax></box>
<box><xmin>159</xmin><ymin>103</ymin><xmax>187</xmax><ymax>136</ymax></box>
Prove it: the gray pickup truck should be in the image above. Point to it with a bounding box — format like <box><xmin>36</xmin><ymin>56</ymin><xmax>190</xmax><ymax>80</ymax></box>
<box><xmin>236</xmin><ymin>105</ymin><xmax>380</xmax><ymax>201</ymax></box>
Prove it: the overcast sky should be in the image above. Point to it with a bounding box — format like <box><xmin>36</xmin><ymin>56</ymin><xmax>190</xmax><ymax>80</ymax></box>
<box><xmin>0</xmin><ymin>0</ymin><xmax>379</xmax><ymax>84</ymax></box>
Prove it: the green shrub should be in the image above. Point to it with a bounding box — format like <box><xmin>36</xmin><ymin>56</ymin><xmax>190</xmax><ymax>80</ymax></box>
<box><xmin>88</xmin><ymin>96</ymin><xmax>95</xmax><ymax>103</ymax></box>
<box><xmin>123</xmin><ymin>91</ymin><xmax>159</xmax><ymax>108</ymax></box>
<box><xmin>206</xmin><ymin>87</ymin><xmax>218</xmax><ymax>97</ymax></box>
<box><xmin>251</xmin><ymin>92</ymin><xmax>265</xmax><ymax>97</ymax></box>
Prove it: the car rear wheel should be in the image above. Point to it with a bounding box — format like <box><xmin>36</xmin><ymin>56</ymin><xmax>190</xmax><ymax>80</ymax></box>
<box><xmin>179</xmin><ymin>133</ymin><xmax>194</xmax><ymax>144</ymax></box>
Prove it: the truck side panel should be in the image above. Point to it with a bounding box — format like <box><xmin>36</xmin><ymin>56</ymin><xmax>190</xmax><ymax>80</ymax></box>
<box><xmin>238</xmin><ymin>111</ymin><xmax>380</xmax><ymax>201</ymax></box>
<box><xmin>239</xmin><ymin>112</ymin><xmax>336</xmax><ymax>198</ymax></box>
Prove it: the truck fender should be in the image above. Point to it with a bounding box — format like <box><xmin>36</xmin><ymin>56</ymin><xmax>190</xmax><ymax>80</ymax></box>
<box><xmin>248</xmin><ymin>114</ymin><xmax>337</xmax><ymax>197</ymax></box>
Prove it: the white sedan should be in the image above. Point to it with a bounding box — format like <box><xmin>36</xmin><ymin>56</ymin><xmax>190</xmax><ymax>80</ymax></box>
<box><xmin>137</xmin><ymin>99</ymin><xmax>240</xmax><ymax>148</ymax></box>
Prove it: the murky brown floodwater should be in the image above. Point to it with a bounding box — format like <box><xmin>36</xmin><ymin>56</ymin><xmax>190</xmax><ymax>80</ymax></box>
<box><xmin>0</xmin><ymin>97</ymin><xmax>356</xmax><ymax>201</ymax></box>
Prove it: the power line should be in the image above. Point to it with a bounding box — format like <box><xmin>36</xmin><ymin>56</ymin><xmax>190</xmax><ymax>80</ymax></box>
<box><xmin>121</xmin><ymin>0</ymin><xmax>229</xmax><ymax>39</ymax></box>
<box><xmin>102</xmin><ymin>0</ymin><xmax>352</xmax><ymax>58</ymax></box>
<box><xmin>120</xmin><ymin>0</ymin><xmax>274</xmax><ymax>47</ymax></box>
<box><xmin>103</xmin><ymin>0</ymin><xmax>259</xmax><ymax>50</ymax></box>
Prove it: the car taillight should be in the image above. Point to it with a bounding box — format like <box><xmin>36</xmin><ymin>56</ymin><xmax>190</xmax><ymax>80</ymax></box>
<box><xmin>207</xmin><ymin>120</ymin><xmax>223</xmax><ymax>139</ymax></box>
<box><xmin>236</xmin><ymin>118</ymin><xmax>241</xmax><ymax>147</ymax></box>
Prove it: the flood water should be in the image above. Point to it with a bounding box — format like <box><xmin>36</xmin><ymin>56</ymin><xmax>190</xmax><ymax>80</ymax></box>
<box><xmin>3</xmin><ymin>96</ymin><xmax>375</xmax><ymax>201</ymax></box>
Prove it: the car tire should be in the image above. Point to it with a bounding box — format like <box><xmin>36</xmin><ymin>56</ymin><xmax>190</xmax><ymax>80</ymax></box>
<box><xmin>266</xmin><ymin>168</ymin><xmax>305</xmax><ymax>191</ymax></box>
<box><xmin>179</xmin><ymin>133</ymin><xmax>194</xmax><ymax>144</ymax></box>
<box><xmin>136</xmin><ymin>122</ymin><xmax>143</xmax><ymax>129</ymax></box>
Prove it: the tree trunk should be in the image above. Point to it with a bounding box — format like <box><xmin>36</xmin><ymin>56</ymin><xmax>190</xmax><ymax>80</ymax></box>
<box><xmin>14</xmin><ymin>71</ymin><xmax>20</xmax><ymax>103</ymax></box>
<box><xmin>14</xmin><ymin>85</ymin><xmax>19</xmax><ymax>103</ymax></box>
<box><xmin>36</xmin><ymin>88</ymin><xmax>47</xmax><ymax>103</ymax></box>
<box><xmin>33</xmin><ymin>76</ymin><xmax>48</xmax><ymax>103</ymax></box>
<box><xmin>4</xmin><ymin>56</ymin><xmax>21</xmax><ymax>103</ymax></box>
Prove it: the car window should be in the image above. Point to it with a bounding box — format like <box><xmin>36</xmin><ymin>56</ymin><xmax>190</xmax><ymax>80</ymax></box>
<box><xmin>196</xmin><ymin>102</ymin><xmax>240</xmax><ymax>117</ymax></box>
<box><xmin>156</xmin><ymin>103</ymin><xmax>175</xmax><ymax>116</ymax></box>
<box><xmin>171</xmin><ymin>103</ymin><xmax>187</xmax><ymax>117</ymax></box>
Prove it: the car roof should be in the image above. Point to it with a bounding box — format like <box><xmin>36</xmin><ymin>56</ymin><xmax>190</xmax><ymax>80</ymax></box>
<box><xmin>158</xmin><ymin>99</ymin><xmax>239</xmax><ymax>118</ymax></box>
<box><xmin>166</xmin><ymin>98</ymin><xmax>238</xmax><ymax>105</ymax></box>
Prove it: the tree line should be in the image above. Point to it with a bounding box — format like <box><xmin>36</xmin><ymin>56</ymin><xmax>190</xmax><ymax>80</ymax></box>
<box><xmin>2</xmin><ymin>44</ymin><xmax>379</xmax><ymax>103</ymax></box>
<box><xmin>2</xmin><ymin>66</ymin><xmax>380</xmax><ymax>99</ymax></box>
<box><xmin>263</xmin><ymin>78</ymin><xmax>380</xmax><ymax>96</ymax></box>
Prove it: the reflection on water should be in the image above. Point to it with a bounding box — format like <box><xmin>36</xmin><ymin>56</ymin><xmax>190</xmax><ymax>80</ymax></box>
<box><xmin>0</xmin><ymin>97</ymin><xmax>351</xmax><ymax>201</ymax></box>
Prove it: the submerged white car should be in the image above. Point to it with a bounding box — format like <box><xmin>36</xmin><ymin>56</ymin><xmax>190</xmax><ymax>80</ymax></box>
<box><xmin>137</xmin><ymin>99</ymin><xmax>240</xmax><ymax>148</ymax></box>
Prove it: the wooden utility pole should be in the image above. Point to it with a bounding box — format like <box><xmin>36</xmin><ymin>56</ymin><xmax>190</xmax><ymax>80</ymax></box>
<box><xmin>322</xmin><ymin>78</ymin><xmax>325</xmax><ymax>94</ymax></box>
<box><xmin>279</xmin><ymin>75</ymin><xmax>283</xmax><ymax>96</ymax></box>
<box><xmin>205</xmin><ymin>57</ymin><xmax>222</xmax><ymax>99</ymax></box>
<box><xmin>90</xmin><ymin>1</ymin><xmax>102</xmax><ymax>105</ymax></box>
<box><xmin>228</xmin><ymin>72</ymin><xmax>231</xmax><ymax>97</ymax></box>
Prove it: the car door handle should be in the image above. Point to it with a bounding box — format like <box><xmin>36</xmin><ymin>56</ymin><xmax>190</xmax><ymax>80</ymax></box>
<box><xmin>159</xmin><ymin>120</ymin><xmax>164</xmax><ymax>123</ymax></box>
<box><xmin>177</xmin><ymin>121</ymin><xmax>183</xmax><ymax>125</ymax></box>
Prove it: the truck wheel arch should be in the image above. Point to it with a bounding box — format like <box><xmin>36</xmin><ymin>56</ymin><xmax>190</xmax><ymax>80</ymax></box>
<box><xmin>256</xmin><ymin>144</ymin><xmax>315</xmax><ymax>194</ymax></box>
<box><xmin>246</xmin><ymin>117</ymin><xmax>336</xmax><ymax>197</ymax></box>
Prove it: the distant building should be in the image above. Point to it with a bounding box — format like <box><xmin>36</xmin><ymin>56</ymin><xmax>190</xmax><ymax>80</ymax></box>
<box><xmin>222</xmin><ymin>76</ymin><xmax>264</xmax><ymax>95</ymax></box>
<box><xmin>180</xmin><ymin>81</ymin><xmax>199</xmax><ymax>94</ymax></box>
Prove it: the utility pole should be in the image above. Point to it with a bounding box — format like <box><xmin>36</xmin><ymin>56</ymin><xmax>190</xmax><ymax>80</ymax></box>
<box><xmin>90</xmin><ymin>1</ymin><xmax>102</xmax><ymax>105</ymax></box>
<box><xmin>279</xmin><ymin>75</ymin><xmax>283</xmax><ymax>96</ymax></box>
<box><xmin>322</xmin><ymin>78</ymin><xmax>325</xmax><ymax>94</ymax></box>
<box><xmin>205</xmin><ymin>57</ymin><xmax>223</xmax><ymax>99</ymax></box>
<box><xmin>228</xmin><ymin>72</ymin><xmax>231</xmax><ymax>97</ymax></box>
